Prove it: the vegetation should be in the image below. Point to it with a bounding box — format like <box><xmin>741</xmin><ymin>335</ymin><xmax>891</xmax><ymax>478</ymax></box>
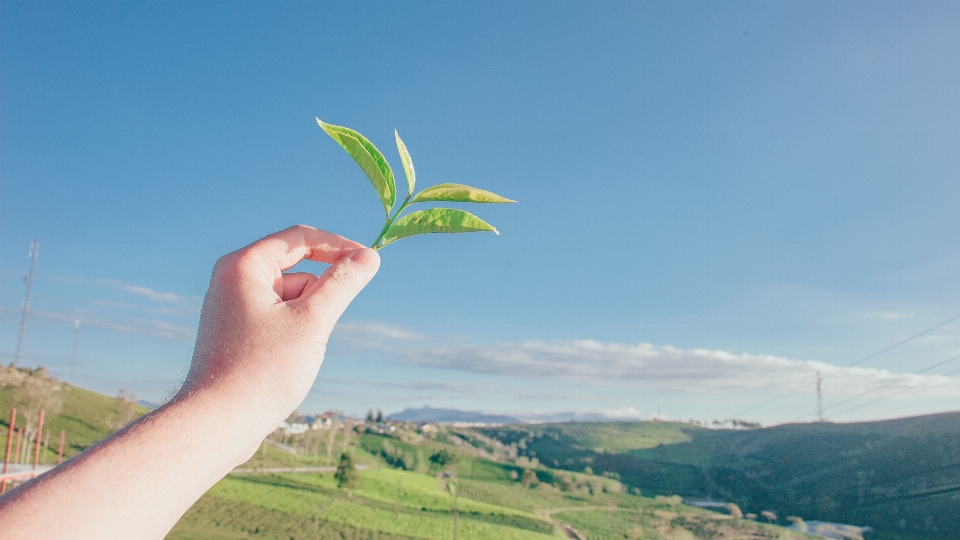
<box><xmin>482</xmin><ymin>416</ymin><xmax>960</xmax><ymax>540</ymax></box>
<box><xmin>10</xmin><ymin>372</ymin><xmax>955</xmax><ymax>539</ymax></box>
<box><xmin>0</xmin><ymin>365</ymin><xmax>149</xmax><ymax>464</ymax></box>
<box><xmin>318</xmin><ymin>120</ymin><xmax>515</xmax><ymax>250</ymax></box>
<box><xmin>336</xmin><ymin>452</ymin><xmax>361</xmax><ymax>489</ymax></box>
<box><xmin>167</xmin><ymin>421</ymin><xmax>810</xmax><ymax>540</ymax></box>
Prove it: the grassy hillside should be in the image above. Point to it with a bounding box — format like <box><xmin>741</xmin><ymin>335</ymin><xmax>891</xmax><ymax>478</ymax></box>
<box><xmin>173</xmin><ymin>425</ymin><xmax>812</xmax><ymax>539</ymax></box>
<box><xmin>0</xmin><ymin>365</ymin><xmax>149</xmax><ymax>463</ymax></box>
<box><xmin>481</xmin><ymin>415</ymin><xmax>960</xmax><ymax>540</ymax></box>
<box><xmin>171</xmin><ymin>465</ymin><xmax>809</xmax><ymax>539</ymax></box>
<box><xmin>0</xmin><ymin>369</ymin><xmax>822</xmax><ymax>539</ymax></box>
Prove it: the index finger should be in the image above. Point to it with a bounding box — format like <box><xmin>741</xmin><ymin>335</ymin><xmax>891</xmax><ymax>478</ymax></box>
<box><xmin>243</xmin><ymin>225</ymin><xmax>367</xmax><ymax>271</ymax></box>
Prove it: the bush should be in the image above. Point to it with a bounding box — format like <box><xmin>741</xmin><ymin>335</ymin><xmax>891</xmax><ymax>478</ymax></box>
<box><xmin>429</xmin><ymin>449</ymin><xmax>458</xmax><ymax>468</ymax></box>
<box><xmin>334</xmin><ymin>453</ymin><xmax>361</xmax><ymax>489</ymax></box>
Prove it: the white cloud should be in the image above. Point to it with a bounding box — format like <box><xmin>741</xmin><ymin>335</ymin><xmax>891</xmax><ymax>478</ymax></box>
<box><xmin>331</xmin><ymin>320</ymin><xmax>424</xmax><ymax>343</ymax></box>
<box><xmin>516</xmin><ymin>407</ymin><xmax>648</xmax><ymax>423</ymax></box>
<box><xmin>89</xmin><ymin>299</ymin><xmax>198</xmax><ymax>317</ymax></box>
<box><xmin>874</xmin><ymin>312</ymin><xmax>916</xmax><ymax>321</ymax></box>
<box><xmin>330</xmin><ymin>320</ymin><xmax>960</xmax><ymax>398</ymax></box>
<box><xmin>30</xmin><ymin>309</ymin><xmax>196</xmax><ymax>343</ymax></box>
<box><xmin>99</xmin><ymin>279</ymin><xmax>202</xmax><ymax>306</ymax></box>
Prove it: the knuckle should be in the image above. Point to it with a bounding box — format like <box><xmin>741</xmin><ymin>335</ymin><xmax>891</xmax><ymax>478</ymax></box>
<box><xmin>329</xmin><ymin>260</ymin><xmax>360</xmax><ymax>289</ymax></box>
<box><xmin>212</xmin><ymin>249</ymin><xmax>255</xmax><ymax>282</ymax></box>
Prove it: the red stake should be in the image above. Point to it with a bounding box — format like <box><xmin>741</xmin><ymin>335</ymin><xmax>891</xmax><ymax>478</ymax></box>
<box><xmin>14</xmin><ymin>427</ymin><xmax>23</xmax><ymax>464</ymax></box>
<box><xmin>33</xmin><ymin>409</ymin><xmax>44</xmax><ymax>470</ymax></box>
<box><xmin>2</xmin><ymin>408</ymin><xmax>16</xmax><ymax>495</ymax></box>
<box><xmin>57</xmin><ymin>430</ymin><xmax>65</xmax><ymax>465</ymax></box>
<box><xmin>3</xmin><ymin>408</ymin><xmax>15</xmax><ymax>473</ymax></box>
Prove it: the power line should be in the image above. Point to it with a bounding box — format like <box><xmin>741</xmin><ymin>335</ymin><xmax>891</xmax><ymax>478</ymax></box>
<box><xmin>732</xmin><ymin>312</ymin><xmax>960</xmax><ymax>419</ymax></box>
<box><xmin>847</xmin><ymin>313</ymin><xmax>960</xmax><ymax>368</ymax></box>
<box><xmin>830</xmin><ymin>365</ymin><xmax>960</xmax><ymax>418</ymax></box>
<box><xmin>789</xmin><ymin>353</ymin><xmax>960</xmax><ymax>422</ymax></box>
<box><xmin>733</xmin><ymin>382</ymin><xmax>814</xmax><ymax>417</ymax></box>
<box><xmin>831</xmin><ymin>353</ymin><xmax>960</xmax><ymax>411</ymax></box>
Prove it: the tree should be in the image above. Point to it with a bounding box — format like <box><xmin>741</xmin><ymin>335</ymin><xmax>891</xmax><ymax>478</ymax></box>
<box><xmin>429</xmin><ymin>449</ymin><xmax>457</xmax><ymax>468</ymax></box>
<box><xmin>107</xmin><ymin>389</ymin><xmax>138</xmax><ymax>430</ymax></box>
<box><xmin>8</xmin><ymin>367</ymin><xmax>63</xmax><ymax>449</ymax></box>
<box><xmin>375</xmin><ymin>409</ymin><xmax>384</xmax><ymax>423</ymax></box>
<box><xmin>335</xmin><ymin>452</ymin><xmax>360</xmax><ymax>489</ymax></box>
<box><xmin>520</xmin><ymin>468</ymin><xmax>539</xmax><ymax>488</ymax></box>
<box><xmin>325</xmin><ymin>413</ymin><xmax>339</xmax><ymax>467</ymax></box>
<box><xmin>366</xmin><ymin>409</ymin><xmax>374</xmax><ymax>422</ymax></box>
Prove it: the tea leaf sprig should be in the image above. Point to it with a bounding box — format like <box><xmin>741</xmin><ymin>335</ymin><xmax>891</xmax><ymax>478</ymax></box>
<box><xmin>318</xmin><ymin>119</ymin><xmax>515</xmax><ymax>250</ymax></box>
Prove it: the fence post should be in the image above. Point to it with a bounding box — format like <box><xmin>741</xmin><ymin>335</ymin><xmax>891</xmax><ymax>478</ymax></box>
<box><xmin>33</xmin><ymin>409</ymin><xmax>45</xmax><ymax>470</ymax></box>
<box><xmin>2</xmin><ymin>408</ymin><xmax>16</xmax><ymax>495</ymax></box>
<box><xmin>57</xmin><ymin>430</ymin><xmax>65</xmax><ymax>465</ymax></box>
<box><xmin>14</xmin><ymin>427</ymin><xmax>23</xmax><ymax>464</ymax></box>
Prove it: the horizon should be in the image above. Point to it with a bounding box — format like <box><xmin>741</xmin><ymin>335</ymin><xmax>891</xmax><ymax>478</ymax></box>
<box><xmin>3</xmin><ymin>2</ymin><xmax>960</xmax><ymax>426</ymax></box>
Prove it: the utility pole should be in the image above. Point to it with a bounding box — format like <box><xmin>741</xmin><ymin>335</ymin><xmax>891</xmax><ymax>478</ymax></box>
<box><xmin>69</xmin><ymin>320</ymin><xmax>80</xmax><ymax>381</ymax></box>
<box><xmin>816</xmin><ymin>371</ymin><xmax>824</xmax><ymax>423</ymax></box>
<box><xmin>14</xmin><ymin>238</ymin><xmax>39</xmax><ymax>367</ymax></box>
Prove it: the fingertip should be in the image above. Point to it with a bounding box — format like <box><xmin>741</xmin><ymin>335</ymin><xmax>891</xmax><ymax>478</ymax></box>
<box><xmin>348</xmin><ymin>248</ymin><xmax>381</xmax><ymax>275</ymax></box>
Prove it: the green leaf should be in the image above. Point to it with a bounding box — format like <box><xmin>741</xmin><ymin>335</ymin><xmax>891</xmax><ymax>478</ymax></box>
<box><xmin>317</xmin><ymin>118</ymin><xmax>396</xmax><ymax>215</ymax></box>
<box><xmin>410</xmin><ymin>183</ymin><xmax>516</xmax><ymax>204</ymax></box>
<box><xmin>395</xmin><ymin>130</ymin><xmax>416</xmax><ymax>198</ymax></box>
<box><xmin>379</xmin><ymin>208</ymin><xmax>499</xmax><ymax>248</ymax></box>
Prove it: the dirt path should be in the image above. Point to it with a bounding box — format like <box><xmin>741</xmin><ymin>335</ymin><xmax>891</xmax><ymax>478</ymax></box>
<box><xmin>538</xmin><ymin>505</ymin><xmax>621</xmax><ymax>540</ymax></box>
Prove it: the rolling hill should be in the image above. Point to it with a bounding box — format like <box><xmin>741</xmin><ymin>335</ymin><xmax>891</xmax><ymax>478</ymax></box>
<box><xmin>480</xmin><ymin>415</ymin><xmax>960</xmax><ymax>540</ymax></box>
<box><xmin>2</xmin><ymin>368</ymin><xmax>813</xmax><ymax>539</ymax></box>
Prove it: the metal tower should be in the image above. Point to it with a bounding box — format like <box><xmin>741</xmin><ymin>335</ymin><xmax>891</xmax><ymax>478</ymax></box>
<box><xmin>816</xmin><ymin>371</ymin><xmax>824</xmax><ymax>422</ymax></box>
<box><xmin>13</xmin><ymin>239</ymin><xmax>39</xmax><ymax>367</ymax></box>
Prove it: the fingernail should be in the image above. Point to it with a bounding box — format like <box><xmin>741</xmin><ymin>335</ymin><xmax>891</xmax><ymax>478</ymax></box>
<box><xmin>348</xmin><ymin>248</ymin><xmax>381</xmax><ymax>271</ymax></box>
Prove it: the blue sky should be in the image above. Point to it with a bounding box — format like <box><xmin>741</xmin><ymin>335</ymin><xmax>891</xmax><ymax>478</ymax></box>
<box><xmin>2</xmin><ymin>1</ymin><xmax>959</xmax><ymax>425</ymax></box>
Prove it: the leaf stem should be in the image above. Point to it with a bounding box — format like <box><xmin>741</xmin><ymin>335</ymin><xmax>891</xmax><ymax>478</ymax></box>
<box><xmin>371</xmin><ymin>195</ymin><xmax>412</xmax><ymax>249</ymax></box>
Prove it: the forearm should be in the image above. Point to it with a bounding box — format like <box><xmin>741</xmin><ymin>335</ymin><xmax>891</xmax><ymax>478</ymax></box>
<box><xmin>0</xmin><ymin>226</ymin><xmax>377</xmax><ymax>538</ymax></box>
<box><xmin>0</xmin><ymin>389</ymin><xmax>260</xmax><ymax>539</ymax></box>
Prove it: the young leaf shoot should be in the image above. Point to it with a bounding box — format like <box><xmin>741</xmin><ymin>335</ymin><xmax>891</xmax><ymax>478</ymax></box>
<box><xmin>318</xmin><ymin>119</ymin><xmax>515</xmax><ymax>250</ymax></box>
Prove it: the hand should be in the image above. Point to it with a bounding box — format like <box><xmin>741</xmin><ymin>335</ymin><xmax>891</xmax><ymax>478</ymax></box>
<box><xmin>0</xmin><ymin>225</ymin><xmax>379</xmax><ymax>540</ymax></box>
<box><xmin>180</xmin><ymin>225</ymin><xmax>380</xmax><ymax>447</ymax></box>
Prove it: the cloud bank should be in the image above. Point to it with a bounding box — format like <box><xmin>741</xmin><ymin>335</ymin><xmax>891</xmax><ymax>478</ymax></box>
<box><xmin>331</xmin><ymin>321</ymin><xmax>960</xmax><ymax>397</ymax></box>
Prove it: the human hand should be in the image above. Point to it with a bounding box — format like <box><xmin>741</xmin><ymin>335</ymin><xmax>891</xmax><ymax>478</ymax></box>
<box><xmin>179</xmin><ymin>225</ymin><xmax>379</xmax><ymax>450</ymax></box>
<box><xmin>0</xmin><ymin>225</ymin><xmax>379</xmax><ymax>539</ymax></box>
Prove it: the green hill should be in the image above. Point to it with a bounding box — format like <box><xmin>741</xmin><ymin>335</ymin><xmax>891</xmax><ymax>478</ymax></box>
<box><xmin>2</xmin><ymin>368</ymin><xmax>810</xmax><ymax>539</ymax></box>
<box><xmin>172</xmin><ymin>428</ymin><xmax>811</xmax><ymax>540</ymax></box>
<box><xmin>480</xmin><ymin>415</ymin><xmax>960</xmax><ymax>540</ymax></box>
<box><xmin>0</xmin><ymin>365</ymin><xmax>149</xmax><ymax>463</ymax></box>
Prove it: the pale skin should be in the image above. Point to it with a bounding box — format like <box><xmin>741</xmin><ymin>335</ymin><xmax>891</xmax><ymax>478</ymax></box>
<box><xmin>0</xmin><ymin>225</ymin><xmax>381</xmax><ymax>539</ymax></box>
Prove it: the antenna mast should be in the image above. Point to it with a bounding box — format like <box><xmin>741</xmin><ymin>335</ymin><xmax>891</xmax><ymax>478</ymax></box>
<box><xmin>816</xmin><ymin>371</ymin><xmax>824</xmax><ymax>423</ymax></box>
<box><xmin>13</xmin><ymin>238</ymin><xmax>39</xmax><ymax>367</ymax></box>
<box><xmin>70</xmin><ymin>320</ymin><xmax>80</xmax><ymax>380</ymax></box>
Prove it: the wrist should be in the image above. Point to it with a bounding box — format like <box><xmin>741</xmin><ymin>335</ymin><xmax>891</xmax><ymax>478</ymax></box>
<box><xmin>164</xmin><ymin>385</ymin><xmax>269</xmax><ymax>468</ymax></box>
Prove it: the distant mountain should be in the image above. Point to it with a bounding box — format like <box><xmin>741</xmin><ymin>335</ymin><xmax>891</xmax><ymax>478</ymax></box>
<box><xmin>517</xmin><ymin>411</ymin><xmax>646</xmax><ymax>423</ymax></box>
<box><xmin>389</xmin><ymin>407</ymin><xmax>519</xmax><ymax>424</ymax></box>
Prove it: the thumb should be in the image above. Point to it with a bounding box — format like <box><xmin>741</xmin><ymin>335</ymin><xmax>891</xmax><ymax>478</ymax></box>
<box><xmin>299</xmin><ymin>248</ymin><xmax>380</xmax><ymax>331</ymax></box>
